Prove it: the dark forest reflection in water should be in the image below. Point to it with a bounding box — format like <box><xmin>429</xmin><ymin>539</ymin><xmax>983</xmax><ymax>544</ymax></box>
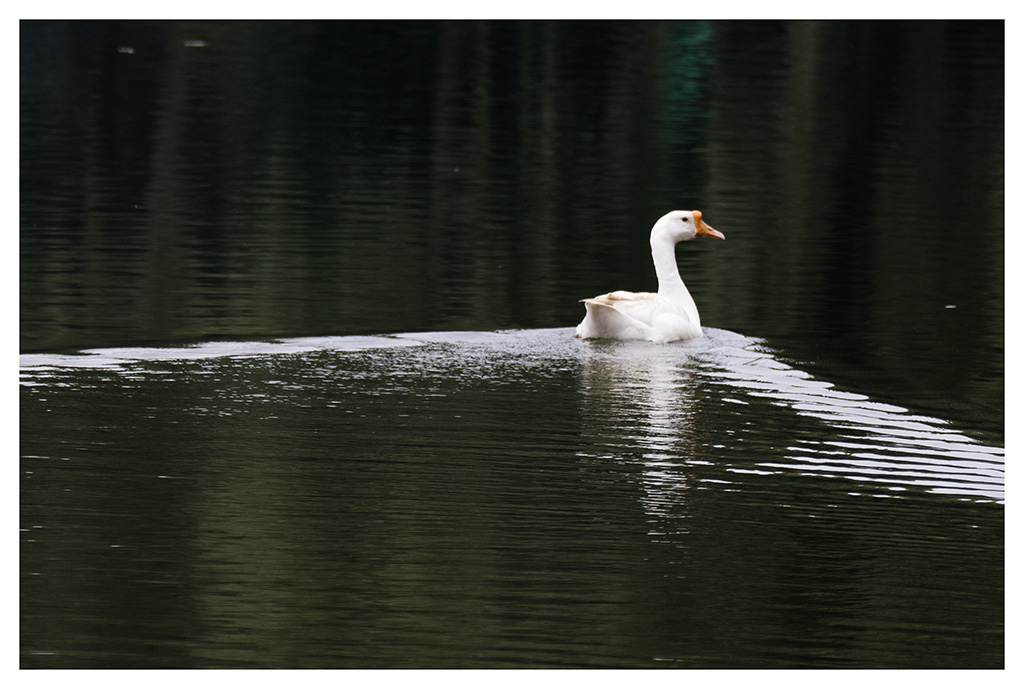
<box><xmin>20</xmin><ymin>329</ymin><xmax>1004</xmax><ymax>668</ymax></box>
<box><xmin>20</xmin><ymin>20</ymin><xmax>1003</xmax><ymax>668</ymax></box>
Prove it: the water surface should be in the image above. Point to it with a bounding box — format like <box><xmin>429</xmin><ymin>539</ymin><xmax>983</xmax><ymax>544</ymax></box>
<box><xmin>20</xmin><ymin>20</ymin><xmax>1003</xmax><ymax>668</ymax></box>
<box><xmin>20</xmin><ymin>328</ymin><xmax>1003</xmax><ymax>668</ymax></box>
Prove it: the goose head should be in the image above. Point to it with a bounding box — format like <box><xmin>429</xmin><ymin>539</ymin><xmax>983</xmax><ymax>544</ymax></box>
<box><xmin>651</xmin><ymin>210</ymin><xmax>725</xmax><ymax>245</ymax></box>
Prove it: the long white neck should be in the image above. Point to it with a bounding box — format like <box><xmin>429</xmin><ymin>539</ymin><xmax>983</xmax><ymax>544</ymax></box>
<box><xmin>651</xmin><ymin>233</ymin><xmax>700</xmax><ymax>326</ymax></box>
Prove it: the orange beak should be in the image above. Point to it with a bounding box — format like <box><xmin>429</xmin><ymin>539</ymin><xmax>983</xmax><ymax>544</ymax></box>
<box><xmin>693</xmin><ymin>210</ymin><xmax>725</xmax><ymax>240</ymax></box>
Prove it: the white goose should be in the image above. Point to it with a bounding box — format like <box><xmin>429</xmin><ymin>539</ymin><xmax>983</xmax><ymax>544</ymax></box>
<box><xmin>576</xmin><ymin>210</ymin><xmax>725</xmax><ymax>343</ymax></box>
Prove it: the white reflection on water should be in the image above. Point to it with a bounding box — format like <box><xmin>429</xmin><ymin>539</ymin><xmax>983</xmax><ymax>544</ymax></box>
<box><xmin>576</xmin><ymin>340</ymin><xmax>704</xmax><ymax>541</ymax></box>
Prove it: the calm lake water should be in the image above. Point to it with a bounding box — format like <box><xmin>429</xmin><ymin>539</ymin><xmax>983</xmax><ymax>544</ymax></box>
<box><xmin>20</xmin><ymin>20</ymin><xmax>1003</xmax><ymax>669</ymax></box>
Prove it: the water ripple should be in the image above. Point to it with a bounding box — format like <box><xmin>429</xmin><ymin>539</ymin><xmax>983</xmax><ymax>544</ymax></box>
<box><xmin>696</xmin><ymin>329</ymin><xmax>1004</xmax><ymax>502</ymax></box>
<box><xmin>21</xmin><ymin>326</ymin><xmax>1004</xmax><ymax>509</ymax></box>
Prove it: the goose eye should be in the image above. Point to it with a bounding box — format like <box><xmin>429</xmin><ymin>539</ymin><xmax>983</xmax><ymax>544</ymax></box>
<box><xmin>682</xmin><ymin>218</ymin><xmax>689</xmax><ymax>223</ymax></box>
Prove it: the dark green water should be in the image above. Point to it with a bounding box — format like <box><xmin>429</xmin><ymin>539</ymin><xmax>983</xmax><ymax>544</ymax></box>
<box><xmin>20</xmin><ymin>20</ymin><xmax>1003</xmax><ymax>668</ymax></box>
